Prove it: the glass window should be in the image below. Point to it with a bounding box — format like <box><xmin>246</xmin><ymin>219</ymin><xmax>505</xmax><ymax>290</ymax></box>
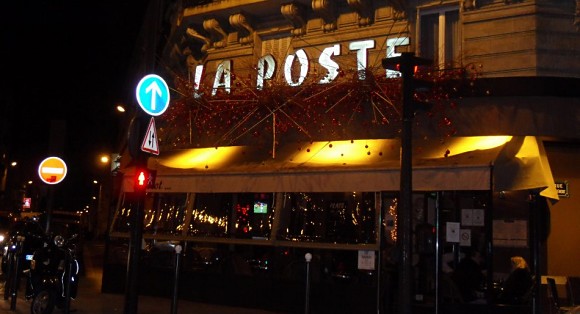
<box><xmin>188</xmin><ymin>192</ymin><xmax>274</xmax><ymax>239</ymax></box>
<box><xmin>277</xmin><ymin>192</ymin><xmax>376</xmax><ymax>244</ymax></box>
<box><xmin>143</xmin><ymin>193</ymin><xmax>189</xmax><ymax>235</ymax></box>
<box><xmin>111</xmin><ymin>194</ymin><xmax>135</xmax><ymax>233</ymax></box>
<box><xmin>419</xmin><ymin>6</ymin><xmax>461</xmax><ymax>68</ymax></box>
<box><xmin>111</xmin><ymin>192</ymin><xmax>189</xmax><ymax>236</ymax></box>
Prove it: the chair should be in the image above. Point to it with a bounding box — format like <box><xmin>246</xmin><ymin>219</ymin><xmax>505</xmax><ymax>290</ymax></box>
<box><xmin>546</xmin><ymin>277</ymin><xmax>575</xmax><ymax>313</ymax></box>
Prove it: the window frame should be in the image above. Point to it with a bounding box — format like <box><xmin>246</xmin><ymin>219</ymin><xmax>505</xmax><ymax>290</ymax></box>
<box><xmin>416</xmin><ymin>4</ymin><xmax>462</xmax><ymax>69</ymax></box>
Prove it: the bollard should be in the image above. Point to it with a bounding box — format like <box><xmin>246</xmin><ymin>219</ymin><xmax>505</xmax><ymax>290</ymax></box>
<box><xmin>10</xmin><ymin>236</ymin><xmax>25</xmax><ymax>310</ymax></box>
<box><xmin>3</xmin><ymin>246</ymin><xmax>13</xmax><ymax>300</ymax></box>
<box><xmin>64</xmin><ymin>251</ymin><xmax>73</xmax><ymax>314</ymax></box>
<box><xmin>304</xmin><ymin>253</ymin><xmax>312</xmax><ymax>314</ymax></box>
<box><xmin>171</xmin><ymin>245</ymin><xmax>183</xmax><ymax>314</ymax></box>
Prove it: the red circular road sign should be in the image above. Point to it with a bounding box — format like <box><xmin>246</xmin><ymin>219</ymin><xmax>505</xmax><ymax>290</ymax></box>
<box><xmin>38</xmin><ymin>156</ymin><xmax>68</xmax><ymax>185</ymax></box>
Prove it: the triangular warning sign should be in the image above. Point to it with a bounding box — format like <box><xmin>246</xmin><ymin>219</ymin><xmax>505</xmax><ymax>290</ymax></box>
<box><xmin>141</xmin><ymin>117</ymin><xmax>159</xmax><ymax>155</ymax></box>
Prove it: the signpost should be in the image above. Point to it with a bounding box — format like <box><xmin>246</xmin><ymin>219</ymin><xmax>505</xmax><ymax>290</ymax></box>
<box><xmin>38</xmin><ymin>156</ymin><xmax>67</xmax><ymax>184</ymax></box>
<box><xmin>37</xmin><ymin>156</ymin><xmax>68</xmax><ymax>233</ymax></box>
<box><xmin>141</xmin><ymin>117</ymin><xmax>159</xmax><ymax>155</ymax></box>
<box><xmin>126</xmin><ymin>73</ymin><xmax>169</xmax><ymax>314</ymax></box>
<box><xmin>135</xmin><ymin>74</ymin><xmax>170</xmax><ymax>116</ymax></box>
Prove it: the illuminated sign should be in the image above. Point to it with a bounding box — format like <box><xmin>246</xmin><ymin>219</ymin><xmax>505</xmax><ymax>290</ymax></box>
<box><xmin>23</xmin><ymin>197</ymin><xmax>31</xmax><ymax>209</ymax></box>
<box><xmin>136</xmin><ymin>74</ymin><xmax>170</xmax><ymax>116</ymax></box>
<box><xmin>194</xmin><ymin>37</ymin><xmax>410</xmax><ymax>96</ymax></box>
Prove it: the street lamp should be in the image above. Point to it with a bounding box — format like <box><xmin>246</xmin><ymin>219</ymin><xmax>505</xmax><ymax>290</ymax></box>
<box><xmin>93</xmin><ymin>154</ymin><xmax>113</xmax><ymax>240</ymax></box>
<box><xmin>1</xmin><ymin>159</ymin><xmax>19</xmax><ymax>211</ymax></box>
<box><xmin>91</xmin><ymin>179</ymin><xmax>103</xmax><ymax>239</ymax></box>
<box><xmin>1</xmin><ymin>160</ymin><xmax>18</xmax><ymax>190</ymax></box>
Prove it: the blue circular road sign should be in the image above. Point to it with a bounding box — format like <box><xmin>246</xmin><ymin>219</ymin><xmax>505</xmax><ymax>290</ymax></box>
<box><xmin>136</xmin><ymin>74</ymin><xmax>170</xmax><ymax>116</ymax></box>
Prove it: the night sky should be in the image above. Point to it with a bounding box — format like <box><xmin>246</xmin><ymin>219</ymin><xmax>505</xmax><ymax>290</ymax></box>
<box><xmin>0</xmin><ymin>1</ymin><xmax>151</xmax><ymax>211</ymax></box>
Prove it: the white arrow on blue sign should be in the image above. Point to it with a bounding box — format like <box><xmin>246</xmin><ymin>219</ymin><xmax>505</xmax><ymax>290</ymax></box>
<box><xmin>135</xmin><ymin>74</ymin><xmax>170</xmax><ymax>116</ymax></box>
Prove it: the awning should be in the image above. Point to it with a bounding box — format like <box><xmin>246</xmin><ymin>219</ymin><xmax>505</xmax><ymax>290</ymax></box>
<box><xmin>121</xmin><ymin>136</ymin><xmax>558</xmax><ymax>200</ymax></box>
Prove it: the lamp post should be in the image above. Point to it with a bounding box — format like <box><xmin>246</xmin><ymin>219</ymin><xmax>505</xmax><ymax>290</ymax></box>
<box><xmin>0</xmin><ymin>160</ymin><xmax>18</xmax><ymax>211</ymax></box>
<box><xmin>92</xmin><ymin>154</ymin><xmax>111</xmax><ymax>239</ymax></box>
<box><xmin>92</xmin><ymin>180</ymin><xmax>103</xmax><ymax>238</ymax></box>
<box><xmin>382</xmin><ymin>53</ymin><xmax>432</xmax><ymax>314</ymax></box>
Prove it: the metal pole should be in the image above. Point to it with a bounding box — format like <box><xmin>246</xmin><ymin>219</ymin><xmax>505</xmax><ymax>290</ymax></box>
<box><xmin>434</xmin><ymin>192</ymin><xmax>441</xmax><ymax>314</ymax></box>
<box><xmin>45</xmin><ymin>186</ymin><xmax>54</xmax><ymax>234</ymax></box>
<box><xmin>398</xmin><ymin>54</ymin><xmax>414</xmax><ymax>314</ymax></box>
<box><xmin>124</xmin><ymin>0</ymin><xmax>161</xmax><ymax>311</ymax></box>
<box><xmin>382</xmin><ymin>53</ymin><xmax>432</xmax><ymax>314</ymax></box>
<box><xmin>10</xmin><ymin>236</ymin><xmax>24</xmax><ymax>310</ymax></box>
<box><xmin>124</xmin><ymin>171</ymin><xmax>145</xmax><ymax>314</ymax></box>
<box><xmin>3</xmin><ymin>246</ymin><xmax>13</xmax><ymax>300</ymax></box>
<box><xmin>529</xmin><ymin>192</ymin><xmax>541</xmax><ymax>314</ymax></box>
<box><xmin>64</xmin><ymin>250</ymin><xmax>73</xmax><ymax>314</ymax></box>
<box><xmin>171</xmin><ymin>245</ymin><xmax>183</xmax><ymax>314</ymax></box>
<box><xmin>304</xmin><ymin>253</ymin><xmax>312</xmax><ymax>314</ymax></box>
<box><xmin>377</xmin><ymin>194</ymin><xmax>383</xmax><ymax>314</ymax></box>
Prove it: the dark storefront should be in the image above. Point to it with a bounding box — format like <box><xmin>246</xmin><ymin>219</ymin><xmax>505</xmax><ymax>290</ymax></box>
<box><xmin>103</xmin><ymin>136</ymin><xmax>557</xmax><ymax>313</ymax></box>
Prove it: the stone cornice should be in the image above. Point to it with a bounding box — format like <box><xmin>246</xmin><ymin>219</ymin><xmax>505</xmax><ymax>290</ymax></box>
<box><xmin>312</xmin><ymin>0</ymin><xmax>337</xmax><ymax>31</ymax></box>
<box><xmin>347</xmin><ymin>0</ymin><xmax>374</xmax><ymax>26</ymax></box>
<box><xmin>229</xmin><ymin>13</ymin><xmax>254</xmax><ymax>44</ymax></box>
<box><xmin>281</xmin><ymin>2</ymin><xmax>308</xmax><ymax>37</ymax></box>
<box><xmin>203</xmin><ymin>18</ymin><xmax>228</xmax><ymax>49</ymax></box>
<box><xmin>185</xmin><ymin>27</ymin><xmax>211</xmax><ymax>54</ymax></box>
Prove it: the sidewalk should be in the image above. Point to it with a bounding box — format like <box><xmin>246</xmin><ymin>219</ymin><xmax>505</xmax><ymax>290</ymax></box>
<box><xmin>1</xmin><ymin>240</ymin><xmax>286</xmax><ymax>314</ymax></box>
<box><xmin>0</xmin><ymin>282</ymin><xmax>286</xmax><ymax>314</ymax></box>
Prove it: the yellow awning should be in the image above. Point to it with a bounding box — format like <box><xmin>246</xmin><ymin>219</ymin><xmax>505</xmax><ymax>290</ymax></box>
<box><xmin>121</xmin><ymin>136</ymin><xmax>557</xmax><ymax>200</ymax></box>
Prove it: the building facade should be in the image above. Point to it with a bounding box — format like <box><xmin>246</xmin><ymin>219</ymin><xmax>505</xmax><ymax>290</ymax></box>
<box><xmin>106</xmin><ymin>1</ymin><xmax>580</xmax><ymax>313</ymax></box>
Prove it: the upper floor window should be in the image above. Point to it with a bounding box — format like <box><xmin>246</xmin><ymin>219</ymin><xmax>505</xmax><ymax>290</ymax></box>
<box><xmin>418</xmin><ymin>6</ymin><xmax>461</xmax><ymax>68</ymax></box>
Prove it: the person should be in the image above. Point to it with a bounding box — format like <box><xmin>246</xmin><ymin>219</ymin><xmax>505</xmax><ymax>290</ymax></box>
<box><xmin>451</xmin><ymin>248</ymin><xmax>486</xmax><ymax>303</ymax></box>
<box><xmin>497</xmin><ymin>256</ymin><xmax>533</xmax><ymax>304</ymax></box>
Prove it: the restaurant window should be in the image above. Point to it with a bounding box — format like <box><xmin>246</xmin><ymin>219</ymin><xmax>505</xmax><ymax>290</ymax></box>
<box><xmin>277</xmin><ymin>192</ymin><xmax>376</xmax><ymax>244</ymax></box>
<box><xmin>188</xmin><ymin>192</ymin><xmax>274</xmax><ymax>239</ymax></box>
<box><xmin>143</xmin><ymin>193</ymin><xmax>189</xmax><ymax>235</ymax></box>
<box><xmin>419</xmin><ymin>6</ymin><xmax>461</xmax><ymax>68</ymax></box>
<box><xmin>111</xmin><ymin>192</ymin><xmax>189</xmax><ymax>235</ymax></box>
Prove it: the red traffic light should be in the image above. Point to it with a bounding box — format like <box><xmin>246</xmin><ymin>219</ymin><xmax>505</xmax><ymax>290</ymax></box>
<box><xmin>134</xmin><ymin>169</ymin><xmax>149</xmax><ymax>191</ymax></box>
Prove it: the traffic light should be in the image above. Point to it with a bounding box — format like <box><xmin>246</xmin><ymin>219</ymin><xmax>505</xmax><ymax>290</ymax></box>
<box><xmin>134</xmin><ymin>168</ymin><xmax>149</xmax><ymax>192</ymax></box>
<box><xmin>382</xmin><ymin>53</ymin><xmax>434</xmax><ymax>112</ymax></box>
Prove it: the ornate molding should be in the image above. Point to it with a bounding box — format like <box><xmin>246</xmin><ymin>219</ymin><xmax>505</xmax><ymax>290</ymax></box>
<box><xmin>281</xmin><ymin>3</ymin><xmax>307</xmax><ymax>36</ymax></box>
<box><xmin>387</xmin><ymin>0</ymin><xmax>405</xmax><ymax>12</ymax></box>
<box><xmin>347</xmin><ymin>0</ymin><xmax>374</xmax><ymax>26</ymax></box>
<box><xmin>463</xmin><ymin>0</ymin><xmax>477</xmax><ymax>11</ymax></box>
<box><xmin>387</xmin><ymin>0</ymin><xmax>407</xmax><ymax>20</ymax></box>
<box><xmin>203</xmin><ymin>18</ymin><xmax>228</xmax><ymax>49</ymax></box>
<box><xmin>312</xmin><ymin>0</ymin><xmax>337</xmax><ymax>31</ymax></box>
<box><xmin>229</xmin><ymin>13</ymin><xmax>254</xmax><ymax>45</ymax></box>
<box><xmin>185</xmin><ymin>27</ymin><xmax>211</xmax><ymax>54</ymax></box>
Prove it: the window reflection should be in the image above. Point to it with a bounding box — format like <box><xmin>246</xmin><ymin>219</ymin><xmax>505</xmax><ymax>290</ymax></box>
<box><xmin>278</xmin><ymin>192</ymin><xmax>376</xmax><ymax>244</ymax></box>
<box><xmin>111</xmin><ymin>193</ymin><xmax>189</xmax><ymax>235</ymax></box>
<box><xmin>188</xmin><ymin>192</ymin><xmax>274</xmax><ymax>239</ymax></box>
<box><xmin>143</xmin><ymin>193</ymin><xmax>189</xmax><ymax>235</ymax></box>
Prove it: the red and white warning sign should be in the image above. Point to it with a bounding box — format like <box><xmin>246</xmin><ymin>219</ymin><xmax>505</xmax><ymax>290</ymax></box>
<box><xmin>141</xmin><ymin>117</ymin><xmax>159</xmax><ymax>155</ymax></box>
<box><xmin>38</xmin><ymin>156</ymin><xmax>68</xmax><ymax>184</ymax></box>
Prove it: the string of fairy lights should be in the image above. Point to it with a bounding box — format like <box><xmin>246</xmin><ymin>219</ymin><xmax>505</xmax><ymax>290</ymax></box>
<box><xmin>158</xmin><ymin>62</ymin><xmax>482</xmax><ymax>154</ymax></box>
